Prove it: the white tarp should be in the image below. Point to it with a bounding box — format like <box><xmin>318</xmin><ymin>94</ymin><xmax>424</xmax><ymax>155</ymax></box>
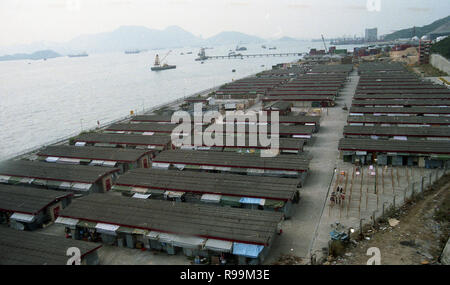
<box><xmin>142</xmin><ymin>132</ymin><xmax>155</xmax><ymax>136</ymax></box>
<box><xmin>96</xmin><ymin>223</ymin><xmax>120</xmax><ymax>235</ymax></box>
<box><xmin>74</xmin><ymin>142</ymin><xmax>86</xmax><ymax>146</ymax></box>
<box><xmin>174</xmin><ymin>164</ymin><xmax>186</xmax><ymax>170</ymax></box>
<box><xmin>0</xmin><ymin>175</ymin><xmax>11</xmax><ymax>183</ymax></box>
<box><xmin>147</xmin><ymin>231</ymin><xmax>160</xmax><ymax>240</ymax></box>
<box><xmin>201</xmin><ymin>194</ymin><xmax>222</xmax><ymax>203</ymax></box>
<box><xmin>45</xmin><ymin>156</ymin><xmax>59</xmax><ymax>163</ymax></box>
<box><xmin>152</xmin><ymin>162</ymin><xmax>170</xmax><ymax>169</ymax></box>
<box><xmin>102</xmin><ymin>161</ymin><xmax>117</xmax><ymax>167</ymax></box>
<box><xmin>164</xmin><ymin>191</ymin><xmax>185</xmax><ymax>198</ymax></box>
<box><xmin>132</xmin><ymin>187</ymin><xmax>148</xmax><ymax>194</ymax></box>
<box><xmin>59</xmin><ymin>182</ymin><xmax>73</xmax><ymax>190</ymax></box>
<box><xmin>90</xmin><ymin>160</ymin><xmax>105</xmax><ymax>166</ymax></box>
<box><xmin>247</xmin><ymin>168</ymin><xmax>265</xmax><ymax>174</ymax></box>
<box><xmin>393</xmin><ymin>136</ymin><xmax>408</xmax><ymax>141</ymax></box>
<box><xmin>158</xmin><ymin>233</ymin><xmax>177</xmax><ymax>244</ymax></box>
<box><xmin>172</xmin><ymin>235</ymin><xmax>206</xmax><ymax>249</ymax></box>
<box><xmin>71</xmin><ymin>183</ymin><xmax>92</xmax><ymax>191</ymax></box>
<box><xmin>55</xmin><ymin>217</ymin><xmax>79</xmax><ymax>226</ymax></box>
<box><xmin>58</xmin><ymin>158</ymin><xmax>81</xmax><ymax>164</ymax></box>
<box><xmin>204</xmin><ymin>239</ymin><xmax>233</xmax><ymax>252</ymax></box>
<box><xmin>10</xmin><ymin>213</ymin><xmax>36</xmax><ymax>223</ymax></box>
<box><xmin>292</xmin><ymin>135</ymin><xmax>311</xmax><ymax>139</ymax></box>
<box><xmin>132</xmin><ymin>193</ymin><xmax>151</xmax><ymax>199</ymax></box>
<box><xmin>201</xmin><ymin>165</ymin><xmax>215</xmax><ymax>170</ymax></box>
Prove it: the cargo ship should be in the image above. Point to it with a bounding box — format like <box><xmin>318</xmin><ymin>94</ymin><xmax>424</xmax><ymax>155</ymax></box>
<box><xmin>151</xmin><ymin>52</ymin><xmax>176</xmax><ymax>71</ymax></box>
<box><xmin>68</xmin><ymin>52</ymin><xmax>88</xmax><ymax>57</ymax></box>
<box><xmin>125</xmin><ymin>50</ymin><xmax>141</xmax><ymax>54</ymax></box>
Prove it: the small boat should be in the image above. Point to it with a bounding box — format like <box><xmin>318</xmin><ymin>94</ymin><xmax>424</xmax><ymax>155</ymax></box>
<box><xmin>232</xmin><ymin>69</ymin><xmax>236</xmax><ymax>72</ymax></box>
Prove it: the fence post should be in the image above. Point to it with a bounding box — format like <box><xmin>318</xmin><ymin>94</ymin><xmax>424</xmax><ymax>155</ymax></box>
<box><xmin>372</xmin><ymin>210</ymin><xmax>377</xmax><ymax>226</ymax></box>
<box><xmin>360</xmin><ymin>218</ymin><xmax>365</xmax><ymax>237</ymax></box>
<box><xmin>411</xmin><ymin>182</ymin><xmax>415</xmax><ymax>199</ymax></box>
<box><xmin>421</xmin><ymin>177</ymin><xmax>424</xmax><ymax>197</ymax></box>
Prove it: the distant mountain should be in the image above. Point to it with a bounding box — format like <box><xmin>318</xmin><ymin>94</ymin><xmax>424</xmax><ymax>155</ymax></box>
<box><xmin>384</xmin><ymin>15</ymin><xmax>450</xmax><ymax>41</ymax></box>
<box><xmin>64</xmin><ymin>25</ymin><xmax>203</xmax><ymax>53</ymax></box>
<box><xmin>0</xmin><ymin>26</ymin><xmax>271</xmax><ymax>55</ymax></box>
<box><xmin>0</xmin><ymin>50</ymin><xmax>61</xmax><ymax>61</ymax></box>
<box><xmin>277</xmin><ymin>36</ymin><xmax>298</xmax><ymax>41</ymax></box>
<box><xmin>205</xmin><ymin>31</ymin><xmax>265</xmax><ymax>45</ymax></box>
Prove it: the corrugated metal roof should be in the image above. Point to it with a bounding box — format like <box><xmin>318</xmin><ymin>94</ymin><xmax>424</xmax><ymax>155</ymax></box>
<box><xmin>347</xmin><ymin>115</ymin><xmax>450</xmax><ymax>125</ymax></box>
<box><xmin>74</xmin><ymin>133</ymin><xmax>171</xmax><ymax>146</ymax></box>
<box><xmin>0</xmin><ymin>160</ymin><xmax>119</xmax><ymax>184</ymax></box>
<box><xmin>59</xmin><ymin>193</ymin><xmax>283</xmax><ymax>246</ymax></box>
<box><xmin>152</xmin><ymin>149</ymin><xmax>310</xmax><ymax>172</ymax></box>
<box><xmin>106</xmin><ymin>122</ymin><xmax>182</xmax><ymax>133</ymax></box>
<box><xmin>115</xmin><ymin>168</ymin><xmax>298</xmax><ymax>200</ymax></box>
<box><xmin>338</xmin><ymin>138</ymin><xmax>450</xmax><ymax>154</ymax></box>
<box><xmin>0</xmin><ymin>184</ymin><xmax>71</xmax><ymax>214</ymax></box>
<box><xmin>343</xmin><ymin>125</ymin><xmax>450</xmax><ymax>138</ymax></box>
<box><xmin>38</xmin><ymin>145</ymin><xmax>150</xmax><ymax>162</ymax></box>
<box><xmin>0</xmin><ymin>227</ymin><xmax>101</xmax><ymax>265</ymax></box>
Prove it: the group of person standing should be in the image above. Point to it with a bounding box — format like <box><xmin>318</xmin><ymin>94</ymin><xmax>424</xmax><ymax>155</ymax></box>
<box><xmin>330</xmin><ymin>186</ymin><xmax>345</xmax><ymax>206</ymax></box>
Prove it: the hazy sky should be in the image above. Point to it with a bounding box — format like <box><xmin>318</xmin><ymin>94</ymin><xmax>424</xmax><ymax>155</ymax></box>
<box><xmin>0</xmin><ymin>0</ymin><xmax>449</xmax><ymax>46</ymax></box>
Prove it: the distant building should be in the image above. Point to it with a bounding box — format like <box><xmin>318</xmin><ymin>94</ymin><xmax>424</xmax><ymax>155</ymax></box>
<box><xmin>365</xmin><ymin>28</ymin><xmax>378</xmax><ymax>42</ymax></box>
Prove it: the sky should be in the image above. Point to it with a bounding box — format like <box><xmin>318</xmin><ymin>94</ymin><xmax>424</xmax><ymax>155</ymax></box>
<box><xmin>0</xmin><ymin>0</ymin><xmax>449</xmax><ymax>46</ymax></box>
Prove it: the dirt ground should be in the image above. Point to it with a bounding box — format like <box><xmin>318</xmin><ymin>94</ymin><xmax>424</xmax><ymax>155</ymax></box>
<box><xmin>325</xmin><ymin>174</ymin><xmax>450</xmax><ymax>265</ymax></box>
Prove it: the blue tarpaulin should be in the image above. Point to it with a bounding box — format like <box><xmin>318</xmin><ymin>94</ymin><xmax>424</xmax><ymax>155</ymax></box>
<box><xmin>239</xmin><ymin>197</ymin><xmax>262</xmax><ymax>205</ymax></box>
<box><xmin>232</xmin><ymin>242</ymin><xmax>264</xmax><ymax>258</ymax></box>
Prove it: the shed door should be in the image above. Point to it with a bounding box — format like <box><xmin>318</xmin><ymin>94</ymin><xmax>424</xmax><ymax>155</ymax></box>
<box><xmin>105</xmin><ymin>178</ymin><xmax>112</xmax><ymax>191</ymax></box>
<box><xmin>143</xmin><ymin>158</ymin><xmax>149</xmax><ymax>168</ymax></box>
<box><xmin>53</xmin><ymin>206</ymin><xmax>60</xmax><ymax>218</ymax></box>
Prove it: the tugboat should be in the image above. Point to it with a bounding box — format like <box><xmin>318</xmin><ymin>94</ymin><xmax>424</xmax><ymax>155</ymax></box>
<box><xmin>151</xmin><ymin>51</ymin><xmax>176</xmax><ymax>71</ymax></box>
<box><xmin>235</xmin><ymin>45</ymin><xmax>247</xmax><ymax>51</ymax></box>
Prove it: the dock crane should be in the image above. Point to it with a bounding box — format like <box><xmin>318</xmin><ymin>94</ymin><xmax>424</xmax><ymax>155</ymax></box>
<box><xmin>321</xmin><ymin>34</ymin><xmax>327</xmax><ymax>53</ymax></box>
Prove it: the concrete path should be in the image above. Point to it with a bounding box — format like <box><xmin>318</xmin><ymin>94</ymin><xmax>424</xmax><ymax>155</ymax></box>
<box><xmin>264</xmin><ymin>70</ymin><xmax>359</xmax><ymax>263</ymax></box>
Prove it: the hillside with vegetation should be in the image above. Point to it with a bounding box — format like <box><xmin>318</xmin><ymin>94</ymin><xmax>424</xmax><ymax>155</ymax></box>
<box><xmin>431</xmin><ymin>37</ymin><xmax>450</xmax><ymax>59</ymax></box>
<box><xmin>384</xmin><ymin>15</ymin><xmax>450</xmax><ymax>41</ymax></box>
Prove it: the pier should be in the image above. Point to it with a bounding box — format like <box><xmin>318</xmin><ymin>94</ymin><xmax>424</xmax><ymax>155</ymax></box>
<box><xmin>197</xmin><ymin>52</ymin><xmax>303</xmax><ymax>61</ymax></box>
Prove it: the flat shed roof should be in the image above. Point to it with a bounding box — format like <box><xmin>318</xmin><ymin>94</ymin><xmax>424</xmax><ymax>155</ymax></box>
<box><xmin>74</xmin><ymin>133</ymin><xmax>171</xmax><ymax>147</ymax></box>
<box><xmin>38</xmin><ymin>145</ymin><xmax>151</xmax><ymax>163</ymax></box>
<box><xmin>106</xmin><ymin>122</ymin><xmax>180</xmax><ymax>133</ymax></box>
<box><xmin>343</xmin><ymin>125</ymin><xmax>450</xmax><ymax>138</ymax></box>
<box><xmin>0</xmin><ymin>184</ymin><xmax>72</xmax><ymax>215</ymax></box>
<box><xmin>0</xmin><ymin>227</ymin><xmax>101</xmax><ymax>265</ymax></box>
<box><xmin>349</xmin><ymin>106</ymin><xmax>450</xmax><ymax>115</ymax></box>
<box><xmin>338</xmin><ymin>138</ymin><xmax>450</xmax><ymax>155</ymax></box>
<box><xmin>59</xmin><ymin>193</ymin><xmax>283</xmax><ymax>246</ymax></box>
<box><xmin>347</xmin><ymin>115</ymin><xmax>450</xmax><ymax>125</ymax></box>
<box><xmin>152</xmin><ymin>150</ymin><xmax>310</xmax><ymax>172</ymax></box>
<box><xmin>0</xmin><ymin>160</ymin><xmax>119</xmax><ymax>184</ymax></box>
<box><xmin>115</xmin><ymin>168</ymin><xmax>298</xmax><ymax>200</ymax></box>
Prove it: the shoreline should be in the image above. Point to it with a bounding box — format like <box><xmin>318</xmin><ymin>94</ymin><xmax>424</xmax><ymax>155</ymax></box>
<box><xmin>1</xmin><ymin>72</ymin><xmax>261</xmax><ymax>162</ymax></box>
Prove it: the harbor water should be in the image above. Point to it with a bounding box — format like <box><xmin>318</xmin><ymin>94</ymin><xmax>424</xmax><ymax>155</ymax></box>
<box><xmin>0</xmin><ymin>40</ymin><xmax>360</xmax><ymax>160</ymax></box>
